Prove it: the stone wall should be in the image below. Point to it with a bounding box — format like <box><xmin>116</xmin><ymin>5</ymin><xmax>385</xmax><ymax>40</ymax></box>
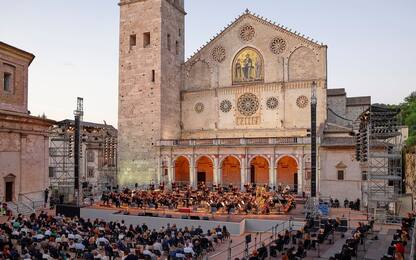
<box><xmin>184</xmin><ymin>13</ymin><xmax>327</xmax><ymax>89</ymax></box>
<box><xmin>117</xmin><ymin>0</ymin><xmax>184</xmax><ymax>185</ymax></box>
<box><xmin>0</xmin><ymin>43</ymin><xmax>33</xmax><ymax>114</ymax></box>
<box><xmin>0</xmin><ymin>112</ymin><xmax>52</xmax><ymax>202</ymax></box>
<box><xmin>319</xmin><ymin>147</ymin><xmax>362</xmax><ymax>201</ymax></box>
<box><xmin>181</xmin><ymin>81</ymin><xmax>327</xmax><ymax>139</ymax></box>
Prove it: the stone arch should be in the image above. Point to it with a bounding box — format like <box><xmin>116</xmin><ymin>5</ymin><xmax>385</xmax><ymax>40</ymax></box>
<box><xmin>288</xmin><ymin>46</ymin><xmax>319</xmax><ymax>81</ymax></box>
<box><xmin>232</xmin><ymin>46</ymin><xmax>264</xmax><ymax>84</ymax></box>
<box><xmin>249</xmin><ymin>156</ymin><xmax>269</xmax><ymax>185</ymax></box>
<box><xmin>185</xmin><ymin>59</ymin><xmax>211</xmax><ymax>91</ymax></box>
<box><xmin>276</xmin><ymin>155</ymin><xmax>299</xmax><ymax>189</ymax></box>
<box><xmin>174</xmin><ymin>156</ymin><xmax>190</xmax><ymax>185</ymax></box>
<box><xmin>221</xmin><ymin>156</ymin><xmax>241</xmax><ymax>187</ymax></box>
<box><xmin>195</xmin><ymin>156</ymin><xmax>214</xmax><ymax>186</ymax></box>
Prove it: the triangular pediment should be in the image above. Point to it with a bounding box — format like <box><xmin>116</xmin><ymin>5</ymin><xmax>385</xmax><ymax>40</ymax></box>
<box><xmin>335</xmin><ymin>161</ymin><xmax>348</xmax><ymax>169</ymax></box>
<box><xmin>186</xmin><ymin>9</ymin><xmax>324</xmax><ymax>63</ymax></box>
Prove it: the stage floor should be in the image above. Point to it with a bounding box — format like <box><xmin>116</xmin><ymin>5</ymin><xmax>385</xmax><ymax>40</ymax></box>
<box><xmin>88</xmin><ymin>203</ymin><xmax>306</xmax><ymax>222</ymax></box>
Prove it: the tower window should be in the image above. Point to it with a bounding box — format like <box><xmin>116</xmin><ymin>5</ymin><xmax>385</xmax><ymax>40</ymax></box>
<box><xmin>152</xmin><ymin>70</ymin><xmax>155</xmax><ymax>82</ymax></box>
<box><xmin>129</xmin><ymin>34</ymin><xmax>136</xmax><ymax>48</ymax></box>
<box><xmin>175</xmin><ymin>41</ymin><xmax>179</xmax><ymax>55</ymax></box>
<box><xmin>167</xmin><ymin>34</ymin><xmax>171</xmax><ymax>51</ymax></box>
<box><xmin>179</xmin><ymin>28</ymin><xmax>181</xmax><ymax>37</ymax></box>
<box><xmin>3</xmin><ymin>72</ymin><xmax>12</xmax><ymax>92</ymax></box>
<box><xmin>337</xmin><ymin>170</ymin><xmax>345</xmax><ymax>180</ymax></box>
<box><xmin>143</xmin><ymin>32</ymin><xmax>150</xmax><ymax>48</ymax></box>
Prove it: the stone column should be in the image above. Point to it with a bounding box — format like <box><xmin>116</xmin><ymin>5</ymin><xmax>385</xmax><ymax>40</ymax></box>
<box><xmin>168</xmin><ymin>157</ymin><xmax>173</xmax><ymax>187</ymax></box>
<box><xmin>298</xmin><ymin>155</ymin><xmax>303</xmax><ymax>195</ymax></box>
<box><xmin>213</xmin><ymin>156</ymin><xmax>219</xmax><ymax>186</ymax></box>
<box><xmin>269</xmin><ymin>164</ymin><xmax>274</xmax><ymax>188</ymax></box>
<box><xmin>241</xmin><ymin>156</ymin><xmax>246</xmax><ymax>190</ymax></box>
<box><xmin>190</xmin><ymin>156</ymin><xmax>196</xmax><ymax>188</ymax></box>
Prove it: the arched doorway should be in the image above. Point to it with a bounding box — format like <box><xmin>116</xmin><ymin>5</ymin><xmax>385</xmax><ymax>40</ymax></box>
<box><xmin>221</xmin><ymin>156</ymin><xmax>241</xmax><ymax>187</ymax></box>
<box><xmin>276</xmin><ymin>156</ymin><xmax>298</xmax><ymax>192</ymax></box>
<box><xmin>196</xmin><ymin>156</ymin><xmax>214</xmax><ymax>186</ymax></box>
<box><xmin>174</xmin><ymin>156</ymin><xmax>190</xmax><ymax>185</ymax></box>
<box><xmin>249</xmin><ymin>156</ymin><xmax>269</xmax><ymax>186</ymax></box>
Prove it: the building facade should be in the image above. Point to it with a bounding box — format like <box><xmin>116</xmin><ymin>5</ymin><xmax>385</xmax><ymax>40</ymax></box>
<box><xmin>118</xmin><ymin>0</ymin><xmax>371</xmax><ymax>200</ymax></box>
<box><xmin>0</xmin><ymin>42</ymin><xmax>54</xmax><ymax>203</ymax></box>
<box><xmin>49</xmin><ymin>120</ymin><xmax>117</xmax><ymax>202</ymax></box>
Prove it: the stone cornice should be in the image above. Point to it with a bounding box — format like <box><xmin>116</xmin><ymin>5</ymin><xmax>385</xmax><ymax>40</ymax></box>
<box><xmin>181</xmin><ymin>79</ymin><xmax>326</xmax><ymax>96</ymax></box>
<box><xmin>119</xmin><ymin>0</ymin><xmax>186</xmax><ymax>15</ymax></box>
<box><xmin>0</xmin><ymin>110</ymin><xmax>55</xmax><ymax>128</ymax></box>
<box><xmin>0</xmin><ymin>41</ymin><xmax>35</xmax><ymax>65</ymax></box>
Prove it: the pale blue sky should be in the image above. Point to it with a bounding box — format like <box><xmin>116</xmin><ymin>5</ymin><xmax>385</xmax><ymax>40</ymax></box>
<box><xmin>1</xmin><ymin>0</ymin><xmax>415</xmax><ymax>126</ymax></box>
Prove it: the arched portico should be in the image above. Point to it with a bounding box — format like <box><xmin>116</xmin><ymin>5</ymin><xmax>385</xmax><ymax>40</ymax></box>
<box><xmin>195</xmin><ymin>156</ymin><xmax>214</xmax><ymax>186</ymax></box>
<box><xmin>221</xmin><ymin>156</ymin><xmax>241</xmax><ymax>187</ymax></box>
<box><xmin>174</xmin><ymin>156</ymin><xmax>190</xmax><ymax>185</ymax></box>
<box><xmin>276</xmin><ymin>156</ymin><xmax>299</xmax><ymax>192</ymax></box>
<box><xmin>249</xmin><ymin>156</ymin><xmax>269</xmax><ymax>186</ymax></box>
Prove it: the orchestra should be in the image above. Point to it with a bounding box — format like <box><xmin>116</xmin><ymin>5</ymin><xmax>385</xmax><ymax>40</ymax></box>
<box><xmin>100</xmin><ymin>183</ymin><xmax>296</xmax><ymax>215</ymax></box>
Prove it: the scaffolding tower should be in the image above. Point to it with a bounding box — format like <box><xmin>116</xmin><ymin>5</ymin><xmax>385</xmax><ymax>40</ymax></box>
<box><xmin>356</xmin><ymin>105</ymin><xmax>403</xmax><ymax>222</ymax></box>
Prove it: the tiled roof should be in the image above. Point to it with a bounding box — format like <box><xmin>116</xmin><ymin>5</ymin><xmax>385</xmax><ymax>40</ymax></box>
<box><xmin>346</xmin><ymin>96</ymin><xmax>371</xmax><ymax>106</ymax></box>
<box><xmin>327</xmin><ymin>88</ymin><xmax>346</xmax><ymax>96</ymax></box>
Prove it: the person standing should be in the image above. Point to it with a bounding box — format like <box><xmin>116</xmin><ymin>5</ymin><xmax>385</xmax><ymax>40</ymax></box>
<box><xmin>44</xmin><ymin>188</ymin><xmax>49</xmax><ymax>207</ymax></box>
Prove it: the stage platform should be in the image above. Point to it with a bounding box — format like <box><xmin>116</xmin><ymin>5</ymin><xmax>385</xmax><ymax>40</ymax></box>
<box><xmin>81</xmin><ymin>207</ymin><xmax>305</xmax><ymax>235</ymax></box>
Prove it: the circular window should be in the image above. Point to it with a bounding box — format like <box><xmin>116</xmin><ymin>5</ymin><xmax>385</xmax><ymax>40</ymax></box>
<box><xmin>194</xmin><ymin>102</ymin><xmax>204</xmax><ymax>113</ymax></box>
<box><xmin>270</xmin><ymin>37</ymin><xmax>287</xmax><ymax>55</ymax></box>
<box><xmin>220</xmin><ymin>100</ymin><xmax>232</xmax><ymax>113</ymax></box>
<box><xmin>237</xmin><ymin>93</ymin><xmax>259</xmax><ymax>116</ymax></box>
<box><xmin>266</xmin><ymin>97</ymin><xmax>279</xmax><ymax>110</ymax></box>
<box><xmin>211</xmin><ymin>45</ymin><xmax>226</xmax><ymax>63</ymax></box>
<box><xmin>239</xmin><ymin>24</ymin><xmax>255</xmax><ymax>42</ymax></box>
<box><xmin>296</xmin><ymin>96</ymin><xmax>309</xmax><ymax>108</ymax></box>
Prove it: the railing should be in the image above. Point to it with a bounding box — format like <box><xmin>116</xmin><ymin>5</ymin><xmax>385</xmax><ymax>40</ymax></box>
<box><xmin>410</xmin><ymin>219</ymin><xmax>416</xmax><ymax>260</ymax></box>
<box><xmin>206</xmin><ymin>220</ymin><xmax>294</xmax><ymax>259</ymax></box>
<box><xmin>19</xmin><ymin>194</ymin><xmax>37</xmax><ymax>213</ymax></box>
<box><xmin>159</xmin><ymin>137</ymin><xmax>312</xmax><ymax>147</ymax></box>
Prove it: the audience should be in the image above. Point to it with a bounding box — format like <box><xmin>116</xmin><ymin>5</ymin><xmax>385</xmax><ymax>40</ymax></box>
<box><xmin>0</xmin><ymin>211</ymin><xmax>230</xmax><ymax>259</ymax></box>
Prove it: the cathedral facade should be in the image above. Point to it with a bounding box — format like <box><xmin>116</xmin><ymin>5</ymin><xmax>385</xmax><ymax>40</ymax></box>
<box><xmin>117</xmin><ymin>0</ymin><xmax>370</xmax><ymax>200</ymax></box>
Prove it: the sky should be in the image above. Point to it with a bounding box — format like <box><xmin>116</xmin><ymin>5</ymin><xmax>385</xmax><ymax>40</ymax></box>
<box><xmin>1</xmin><ymin>0</ymin><xmax>415</xmax><ymax>127</ymax></box>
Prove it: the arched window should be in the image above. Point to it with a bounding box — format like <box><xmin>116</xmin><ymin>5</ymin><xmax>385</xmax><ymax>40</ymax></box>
<box><xmin>232</xmin><ymin>47</ymin><xmax>264</xmax><ymax>84</ymax></box>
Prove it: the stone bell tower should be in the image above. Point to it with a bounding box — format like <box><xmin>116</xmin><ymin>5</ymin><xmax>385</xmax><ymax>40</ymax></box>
<box><xmin>118</xmin><ymin>0</ymin><xmax>185</xmax><ymax>186</ymax></box>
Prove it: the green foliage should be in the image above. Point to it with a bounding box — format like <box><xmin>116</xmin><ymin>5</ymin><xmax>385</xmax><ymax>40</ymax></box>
<box><xmin>400</xmin><ymin>91</ymin><xmax>416</xmax><ymax>146</ymax></box>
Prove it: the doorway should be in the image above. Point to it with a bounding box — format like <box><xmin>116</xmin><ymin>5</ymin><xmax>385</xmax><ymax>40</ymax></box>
<box><xmin>197</xmin><ymin>172</ymin><xmax>206</xmax><ymax>184</ymax></box>
<box><xmin>5</xmin><ymin>181</ymin><xmax>13</xmax><ymax>202</ymax></box>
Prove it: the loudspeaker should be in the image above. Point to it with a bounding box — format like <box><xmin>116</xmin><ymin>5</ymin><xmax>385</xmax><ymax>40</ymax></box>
<box><xmin>202</xmin><ymin>216</ymin><xmax>209</xmax><ymax>220</ymax></box>
<box><xmin>190</xmin><ymin>216</ymin><xmax>200</xmax><ymax>220</ymax></box>
<box><xmin>245</xmin><ymin>234</ymin><xmax>252</xmax><ymax>244</ymax></box>
<box><xmin>144</xmin><ymin>212</ymin><xmax>153</xmax><ymax>217</ymax></box>
<box><xmin>56</xmin><ymin>204</ymin><xmax>81</xmax><ymax>218</ymax></box>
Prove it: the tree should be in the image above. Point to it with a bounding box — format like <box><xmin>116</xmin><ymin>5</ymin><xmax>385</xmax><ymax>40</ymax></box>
<box><xmin>400</xmin><ymin>92</ymin><xmax>416</xmax><ymax>146</ymax></box>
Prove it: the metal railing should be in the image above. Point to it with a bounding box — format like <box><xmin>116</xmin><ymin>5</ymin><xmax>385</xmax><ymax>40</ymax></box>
<box><xmin>206</xmin><ymin>220</ymin><xmax>294</xmax><ymax>259</ymax></box>
<box><xmin>409</xmin><ymin>219</ymin><xmax>416</xmax><ymax>259</ymax></box>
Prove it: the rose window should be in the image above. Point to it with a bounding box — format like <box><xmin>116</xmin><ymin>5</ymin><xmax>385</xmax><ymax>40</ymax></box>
<box><xmin>296</xmin><ymin>96</ymin><xmax>309</xmax><ymax>108</ymax></box>
<box><xmin>237</xmin><ymin>93</ymin><xmax>259</xmax><ymax>116</ymax></box>
<box><xmin>194</xmin><ymin>102</ymin><xmax>204</xmax><ymax>113</ymax></box>
<box><xmin>270</xmin><ymin>37</ymin><xmax>287</xmax><ymax>55</ymax></box>
<box><xmin>239</xmin><ymin>24</ymin><xmax>255</xmax><ymax>42</ymax></box>
<box><xmin>211</xmin><ymin>45</ymin><xmax>226</xmax><ymax>63</ymax></box>
<box><xmin>266</xmin><ymin>97</ymin><xmax>279</xmax><ymax>110</ymax></box>
<box><xmin>220</xmin><ymin>100</ymin><xmax>232</xmax><ymax>113</ymax></box>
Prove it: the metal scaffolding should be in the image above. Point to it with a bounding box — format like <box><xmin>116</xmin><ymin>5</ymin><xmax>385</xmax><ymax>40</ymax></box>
<box><xmin>356</xmin><ymin>105</ymin><xmax>403</xmax><ymax>222</ymax></box>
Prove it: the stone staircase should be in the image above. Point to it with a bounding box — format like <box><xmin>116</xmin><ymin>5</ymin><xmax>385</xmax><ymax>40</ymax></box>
<box><xmin>7</xmin><ymin>201</ymin><xmax>35</xmax><ymax>216</ymax></box>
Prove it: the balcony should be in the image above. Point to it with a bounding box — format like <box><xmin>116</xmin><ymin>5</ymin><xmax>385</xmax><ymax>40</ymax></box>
<box><xmin>158</xmin><ymin>137</ymin><xmax>311</xmax><ymax>147</ymax></box>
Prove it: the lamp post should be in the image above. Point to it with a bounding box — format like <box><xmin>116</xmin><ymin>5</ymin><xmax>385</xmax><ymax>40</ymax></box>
<box><xmin>311</xmin><ymin>81</ymin><xmax>317</xmax><ymax>197</ymax></box>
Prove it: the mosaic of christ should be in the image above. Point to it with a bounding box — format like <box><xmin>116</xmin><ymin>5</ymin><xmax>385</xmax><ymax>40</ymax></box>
<box><xmin>233</xmin><ymin>47</ymin><xmax>264</xmax><ymax>84</ymax></box>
